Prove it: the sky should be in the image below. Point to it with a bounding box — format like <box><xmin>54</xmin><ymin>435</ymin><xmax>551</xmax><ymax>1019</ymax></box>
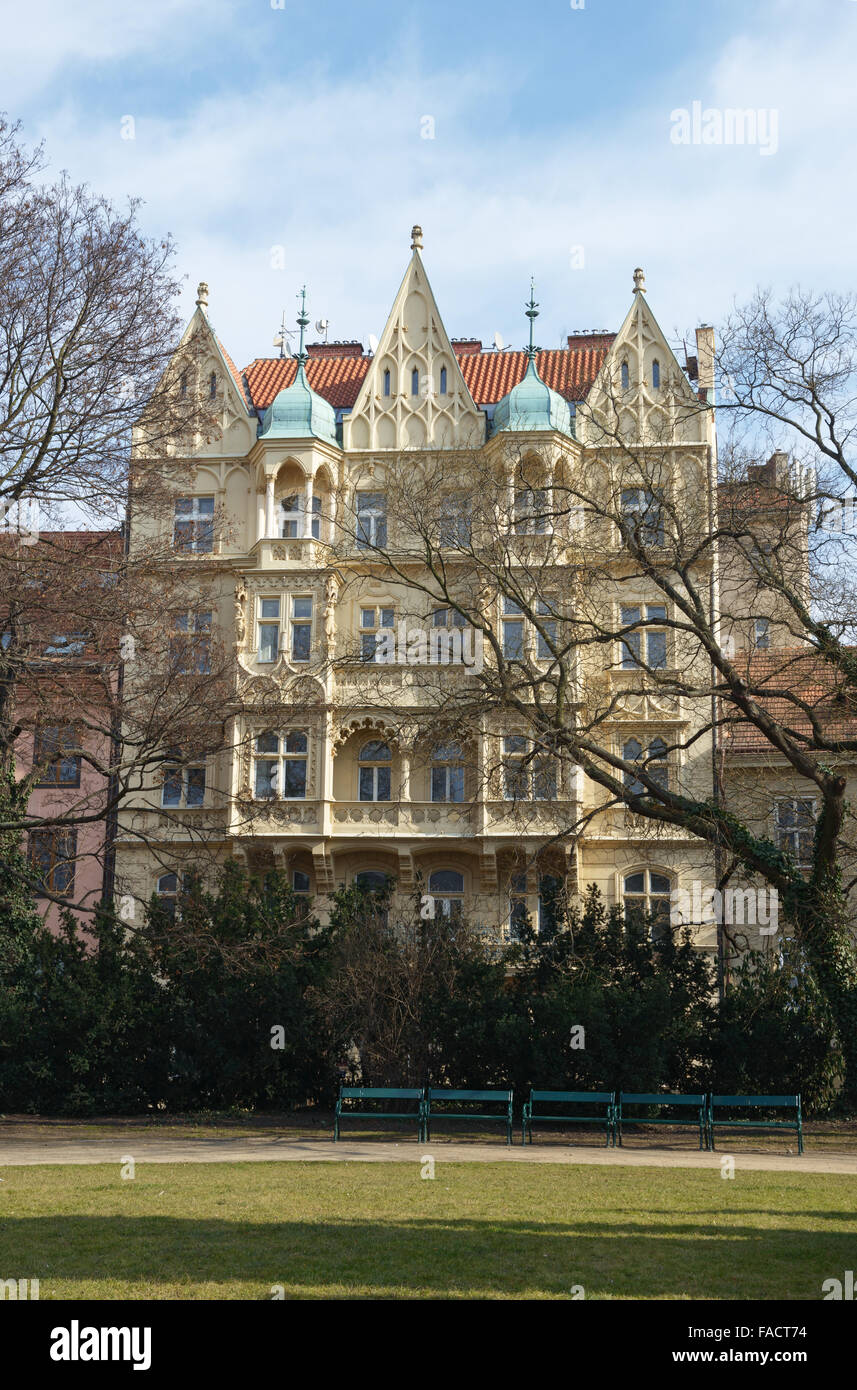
<box><xmin>2</xmin><ymin>0</ymin><xmax>856</xmax><ymax>371</ymax></box>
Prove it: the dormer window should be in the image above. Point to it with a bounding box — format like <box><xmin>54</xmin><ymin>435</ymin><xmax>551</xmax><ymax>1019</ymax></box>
<box><xmin>439</xmin><ymin>367</ymin><xmax>448</xmax><ymax>394</ymax></box>
<box><xmin>621</xmin><ymin>361</ymin><xmax>630</xmax><ymax>391</ymax></box>
<box><xmin>209</xmin><ymin>372</ymin><xmax>217</xmax><ymax>399</ymax></box>
<box><xmin>652</xmin><ymin>359</ymin><xmax>660</xmax><ymax>389</ymax></box>
<box><xmin>411</xmin><ymin>368</ymin><xmax>419</xmax><ymax>396</ymax></box>
<box><xmin>383</xmin><ymin>369</ymin><xmax>391</xmax><ymax>397</ymax></box>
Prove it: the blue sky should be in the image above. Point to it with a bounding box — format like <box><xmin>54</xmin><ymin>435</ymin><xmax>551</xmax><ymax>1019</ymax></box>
<box><xmin>3</xmin><ymin>0</ymin><xmax>856</xmax><ymax>369</ymax></box>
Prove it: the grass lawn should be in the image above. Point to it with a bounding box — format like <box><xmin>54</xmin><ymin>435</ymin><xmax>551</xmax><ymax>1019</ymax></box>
<box><xmin>0</xmin><ymin>1161</ymin><xmax>854</xmax><ymax>1299</ymax></box>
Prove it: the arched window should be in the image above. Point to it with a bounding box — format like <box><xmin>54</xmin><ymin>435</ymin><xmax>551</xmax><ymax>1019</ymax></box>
<box><xmin>356</xmin><ymin>870</ymin><xmax>389</xmax><ymax>892</ymax></box>
<box><xmin>429</xmin><ymin>869</ymin><xmax>464</xmax><ymax>918</ymax></box>
<box><xmin>431</xmin><ymin>743</ymin><xmax>464</xmax><ymax>803</ymax></box>
<box><xmin>383</xmin><ymin>368</ymin><xmax>391</xmax><ymax>397</ymax></box>
<box><xmin>621</xmin><ymin>360</ymin><xmax>630</xmax><ymax>391</ymax></box>
<box><xmin>156</xmin><ymin>872</ymin><xmax>180</xmax><ymax>921</ymax></box>
<box><xmin>439</xmin><ymin>366</ymin><xmax>448</xmax><ymax>394</ymax></box>
<box><xmin>623</xmin><ymin>869</ymin><xmax>672</xmax><ymax>939</ymax></box>
<box><xmin>209</xmin><ymin>371</ymin><xmax>217</xmax><ymax>399</ymax></box>
<box><xmin>652</xmin><ymin>358</ymin><xmax>660</xmax><ymax>389</ymax></box>
<box><xmin>411</xmin><ymin>367</ymin><xmax>420</xmax><ymax>396</ymax></box>
<box><xmin>358</xmin><ymin>739</ymin><xmax>392</xmax><ymax>802</ymax></box>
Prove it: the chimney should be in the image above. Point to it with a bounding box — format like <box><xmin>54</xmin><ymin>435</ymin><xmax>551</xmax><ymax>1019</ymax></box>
<box><xmin>451</xmin><ymin>339</ymin><xmax>482</xmax><ymax>354</ymax></box>
<box><xmin>305</xmin><ymin>341</ymin><xmax>364</xmax><ymax>359</ymax></box>
<box><xmin>695</xmin><ymin>324</ymin><xmax>715</xmax><ymax>402</ymax></box>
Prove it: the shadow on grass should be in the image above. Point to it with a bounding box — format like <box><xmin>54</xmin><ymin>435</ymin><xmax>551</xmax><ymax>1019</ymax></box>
<box><xmin>0</xmin><ymin>1216</ymin><xmax>848</xmax><ymax>1298</ymax></box>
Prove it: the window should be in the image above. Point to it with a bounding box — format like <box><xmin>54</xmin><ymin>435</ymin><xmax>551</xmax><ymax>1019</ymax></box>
<box><xmin>503</xmin><ymin>597</ymin><xmax>524</xmax><ymax>659</ymax></box>
<box><xmin>775</xmin><ymin>798</ymin><xmax>816</xmax><ymax>869</ymax></box>
<box><xmin>439</xmin><ymin>493</ymin><xmax>472</xmax><ymax>548</ymax></box>
<box><xmin>754</xmin><ymin>618</ymin><xmax>770</xmax><ymax>650</ymax></box>
<box><xmin>360</xmin><ymin>606</ymin><xmax>395</xmax><ymax>662</ymax></box>
<box><xmin>253</xmin><ymin>730</ymin><xmax>308</xmax><ymax>800</ymax></box>
<box><xmin>411</xmin><ymin>367</ymin><xmax>419</xmax><ymax>396</ymax></box>
<box><xmin>356</xmin><ymin>492</ymin><xmax>387</xmax><ymax>549</ymax></box>
<box><xmin>258</xmin><ymin>598</ymin><xmax>280</xmax><ymax>663</ymax></box>
<box><xmin>293</xmin><ymin>869</ymin><xmax>312</xmax><ymax>915</ymax></box>
<box><xmin>620</xmin><ymin>487</ymin><xmax>665</xmax><ymax>547</ymax></box>
<box><xmin>180</xmin><ymin>372</ymin><xmax>188</xmax><ymax>400</ymax></box>
<box><xmin>33</xmin><ymin>725</ymin><xmax>80</xmax><ymax>787</ymax></box>
<box><xmin>383</xmin><ymin>369</ymin><xmax>391</xmax><ymax>397</ymax></box>
<box><xmin>538</xmin><ymin>874</ymin><xmax>563</xmax><ymax>933</ymax></box>
<box><xmin>432</xmin><ymin>607</ymin><xmax>467</xmax><ymax>630</ymax></box>
<box><xmin>209</xmin><ymin>372</ymin><xmax>217</xmax><ymax>399</ymax></box>
<box><xmin>439</xmin><ymin>366</ymin><xmax>448</xmax><ymax>394</ymax></box>
<box><xmin>171</xmin><ymin>611</ymin><xmax>211</xmax><ymax>674</ymax></box>
<box><xmin>623</xmin><ymin>869</ymin><xmax>672</xmax><ymax>938</ymax></box>
<box><xmin>42</xmin><ymin>632</ymin><xmax>86</xmax><ymax>658</ymax></box>
<box><xmin>652</xmin><ymin>359</ymin><xmax>660</xmax><ymax>389</ymax></box>
<box><xmin>173</xmin><ymin>497</ymin><xmax>215</xmax><ymax>553</ymax></box>
<box><xmin>281</xmin><ymin>494</ymin><xmax>321</xmax><ymax>540</ymax></box>
<box><xmin>431</xmin><ymin>743</ymin><xmax>464</xmax><ymax>802</ymax></box>
<box><xmin>502</xmin><ymin>736</ymin><xmax>556</xmax><ymax>801</ymax></box>
<box><xmin>358</xmin><ymin>739</ymin><xmax>392</xmax><ymax>802</ymax></box>
<box><xmin>355</xmin><ymin>869</ymin><xmax>390</xmax><ymax>925</ymax></box>
<box><xmin>535</xmin><ymin>598</ymin><xmax>559</xmax><ymax>659</ymax></box>
<box><xmin>429</xmin><ymin>869</ymin><xmax>464</xmax><ymax>919</ymax></box>
<box><xmin>29</xmin><ymin>828</ymin><xmax>77</xmax><ymax>897</ymax></box>
<box><xmin>621</xmin><ymin>360</ymin><xmax>630</xmax><ymax>391</ymax></box>
<box><xmin>620</xmin><ymin>605</ymin><xmax>668</xmax><ymax>670</ymax></box>
<box><xmin>291</xmin><ymin>596</ymin><xmax>312</xmax><ymax>662</ymax></box>
<box><xmin>509</xmin><ymin>871</ymin><xmax>529</xmax><ymax>937</ymax></box>
<box><xmin>514</xmin><ymin>487</ymin><xmax>547</xmax><ymax>535</ymax></box>
<box><xmin>155</xmin><ymin>872</ymin><xmax>183</xmax><ymax>921</ymax></box>
<box><xmin>623</xmin><ymin>737</ymin><xmax>669</xmax><ymax>795</ymax></box>
<box><xmin>161</xmin><ymin>760</ymin><xmax>206</xmax><ymax>808</ymax></box>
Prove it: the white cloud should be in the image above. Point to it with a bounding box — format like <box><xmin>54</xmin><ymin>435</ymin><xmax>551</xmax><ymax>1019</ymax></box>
<box><xmin>11</xmin><ymin>0</ymin><xmax>857</xmax><ymax>370</ymax></box>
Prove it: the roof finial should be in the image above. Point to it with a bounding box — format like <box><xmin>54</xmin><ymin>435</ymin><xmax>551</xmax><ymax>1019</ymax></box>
<box><xmin>295</xmin><ymin>285</ymin><xmax>309</xmax><ymax>367</ymax></box>
<box><xmin>411</xmin><ymin>224</ymin><xmax>423</xmax><ymax>252</ymax></box>
<box><xmin>196</xmin><ymin>281</ymin><xmax>209</xmax><ymax>313</ymax></box>
<box><xmin>633</xmin><ymin>266</ymin><xmax>646</xmax><ymax>293</ymax></box>
<box><xmin>525</xmin><ymin>278</ymin><xmax>540</xmax><ymax>359</ymax></box>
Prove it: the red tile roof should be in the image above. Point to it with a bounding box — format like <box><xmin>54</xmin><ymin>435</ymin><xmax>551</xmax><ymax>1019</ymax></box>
<box><xmin>218</xmin><ymin>340</ymin><xmax>250</xmax><ymax>407</ymax></box>
<box><xmin>241</xmin><ymin>337</ymin><xmax>613</xmax><ymax>414</ymax></box>
<box><xmin>724</xmin><ymin>649</ymin><xmax>857</xmax><ymax>753</ymax></box>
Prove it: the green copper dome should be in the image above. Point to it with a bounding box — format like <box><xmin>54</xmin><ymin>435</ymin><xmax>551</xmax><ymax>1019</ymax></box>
<box><xmin>492</xmin><ymin>354</ymin><xmax>574</xmax><ymax>438</ymax></box>
<box><xmin>260</xmin><ymin>361</ymin><xmax>338</xmax><ymax>445</ymax></box>
<box><xmin>492</xmin><ymin>282</ymin><xmax>574</xmax><ymax>439</ymax></box>
<box><xmin>259</xmin><ymin>286</ymin><xmax>338</xmax><ymax>446</ymax></box>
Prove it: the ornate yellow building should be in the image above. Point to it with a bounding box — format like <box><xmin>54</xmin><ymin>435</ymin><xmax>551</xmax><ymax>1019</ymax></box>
<box><xmin>117</xmin><ymin>227</ymin><xmax>741</xmax><ymax>953</ymax></box>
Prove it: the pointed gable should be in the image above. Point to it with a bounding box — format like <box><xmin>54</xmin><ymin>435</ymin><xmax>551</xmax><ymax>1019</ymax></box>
<box><xmin>579</xmin><ymin>268</ymin><xmax>708</xmax><ymax>447</ymax></box>
<box><xmin>343</xmin><ymin>226</ymin><xmax>485</xmax><ymax>452</ymax></box>
<box><xmin>173</xmin><ymin>285</ymin><xmax>257</xmax><ymax>456</ymax></box>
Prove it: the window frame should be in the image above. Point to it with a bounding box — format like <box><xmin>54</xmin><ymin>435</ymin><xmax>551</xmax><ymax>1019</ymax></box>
<box><xmin>173</xmin><ymin>496</ymin><xmax>215</xmax><ymax>554</ymax></box>
<box><xmin>356</xmin><ymin>491</ymin><xmax>388</xmax><ymax>549</ymax></box>
<box><xmin>28</xmin><ymin>827</ymin><xmax>77</xmax><ymax>898</ymax></box>
<box><xmin>32</xmin><ymin>724</ymin><xmax>81</xmax><ymax>788</ymax></box>
<box><xmin>253</xmin><ymin>730</ymin><xmax>309</xmax><ymax>801</ymax></box>
<box><xmin>358</xmin><ymin>739</ymin><xmax>392</xmax><ymax>802</ymax></box>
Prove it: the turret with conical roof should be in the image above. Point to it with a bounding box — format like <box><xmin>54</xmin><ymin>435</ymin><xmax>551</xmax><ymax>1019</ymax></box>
<box><xmin>492</xmin><ymin>285</ymin><xmax>574</xmax><ymax>439</ymax></box>
<box><xmin>259</xmin><ymin>288</ymin><xmax>338</xmax><ymax>446</ymax></box>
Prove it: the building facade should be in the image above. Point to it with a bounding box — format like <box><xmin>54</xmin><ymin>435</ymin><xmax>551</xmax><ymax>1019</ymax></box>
<box><xmin>115</xmin><ymin>227</ymin><xmax>784</xmax><ymax>957</ymax></box>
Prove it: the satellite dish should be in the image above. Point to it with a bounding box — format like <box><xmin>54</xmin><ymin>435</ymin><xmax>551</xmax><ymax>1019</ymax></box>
<box><xmin>315</xmin><ymin>319</ymin><xmax>329</xmax><ymax>339</ymax></box>
<box><xmin>368</xmin><ymin>334</ymin><xmax>379</xmax><ymax>355</ymax></box>
<box><xmin>493</xmin><ymin>331</ymin><xmax>504</xmax><ymax>351</ymax></box>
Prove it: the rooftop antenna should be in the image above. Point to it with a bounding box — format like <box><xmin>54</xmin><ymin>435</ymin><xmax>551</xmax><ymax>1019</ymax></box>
<box><xmin>273</xmin><ymin>309</ymin><xmax>294</xmax><ymax>359</ymax></box>
<box><xmin>315</xmin><ymin>318</ymin><xmax>329</xmax><ymax>342</ymax></box>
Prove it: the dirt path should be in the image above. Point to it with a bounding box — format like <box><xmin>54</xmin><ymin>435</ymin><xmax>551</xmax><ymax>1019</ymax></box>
<box><xmin>1</xmin><ymin>1135</ymin><xmax>855</xmax><ymax>1174</ymax></box>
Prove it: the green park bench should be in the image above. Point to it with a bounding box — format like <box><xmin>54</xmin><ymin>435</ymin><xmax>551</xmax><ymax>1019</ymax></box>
<box><xmin>424</xmin><ymin>1088</ymin><xmax>514</xmax><ymax>1145</ymax></box>
<box><xmin>521</xmin><ymin>1089</ymin><xmax>616</xmax><ymax>1146</ymax></box>
<box><xmin>708</xmin><ymin>1094</ymin><xmax>803</xmax><ymax>1154</ymax></box>
<box><xmin>333</xmin><ymin>1086</ymin><xmax>425</xmax><ymax>1142</ymax></box>
<box><xmin>617</xmin><ymin>1092</ymin><xmax>708</xmax><ymax>1149</ymax></box>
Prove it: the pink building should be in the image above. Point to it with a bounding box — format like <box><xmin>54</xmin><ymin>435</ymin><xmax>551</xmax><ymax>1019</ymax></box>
<box><xmin>8</xmin><ymin>530</ymin><xmax>123</xmax><ymax>936</ymax></box>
